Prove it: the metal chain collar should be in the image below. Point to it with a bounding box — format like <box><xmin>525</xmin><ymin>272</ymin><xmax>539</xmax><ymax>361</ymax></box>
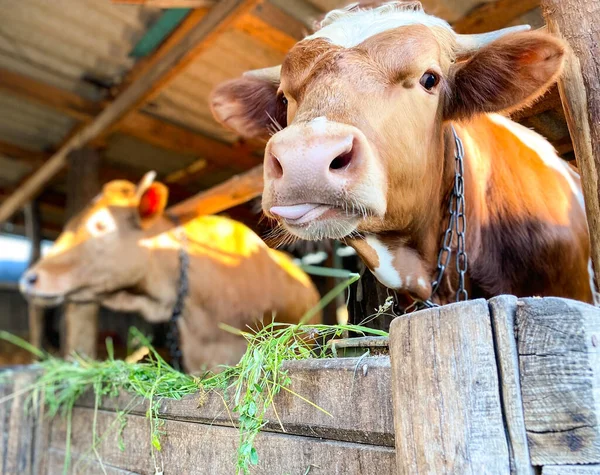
<box><xmin>414</xmin><ymin>125</ymin><xmax>469</xmax><ymax>310</ymax></box>
<box><xmin>165</xmin><ymin>217</ymin><xmax>189</xmax><ymax>371</ymax></box>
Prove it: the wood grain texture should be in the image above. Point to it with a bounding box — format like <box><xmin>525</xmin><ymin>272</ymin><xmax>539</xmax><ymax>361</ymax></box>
<box><xmin>453</xmin><ymin>0</ymin><xmax>540</xmax><ymax>33</ymax></box>
<box><xmin>489</xmin><ymin>296</ymin><xmax>535</xmax><ymax>475</ymax></box>
<box><xmin>389</xmin><ymin>299</ymin><xmax>510</xmax><ymax>474</ymax></box>
<box><xmin>542</xmin><ymin>465</ymin><xmax>600</xmax><ymax>475</ymax></box>
<box><xmin>540</xmin><ymin>0</ymin><xmax>600</xmax><ymax>288</ymax></box>
<box><xmin>75</xmin><ymin>357</ymin><xmax>395</xmax><ymax>447</ymax></box>
<box><xmin>49</xmin><ymin>407</ymin><xmax>396</xmax><ymax>475</ymax></box>
<box><xmin>516</xmin><ymin>297</ymin><xmax>600</xmax><ymax>465</ymax></box>
<box><xmin>0</xmin><ymin>368</ymin><xmax>49</xmax><ymax>475</ymax></box>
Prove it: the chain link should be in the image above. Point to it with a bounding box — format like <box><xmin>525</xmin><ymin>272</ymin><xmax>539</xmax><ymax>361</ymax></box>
<box><xmin>166</xmin><ymin>221</ymin><xmax>189</xmax><ymax>371</ymax></box>
<box><xmin>417</xmin><ymin>125</ymin><xmax>468</xmax><ymax>309</ymax></box>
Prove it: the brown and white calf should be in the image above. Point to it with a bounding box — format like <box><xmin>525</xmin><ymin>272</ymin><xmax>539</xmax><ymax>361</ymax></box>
<box><xmin>211</xmin><ymin>1</ymin><xmax>594</xmax><ymax>305</ymax></box>
<box><xmin>20</xmin><ymin>174</ymin><xmax>321</xmax><ymax>373</ymax></box>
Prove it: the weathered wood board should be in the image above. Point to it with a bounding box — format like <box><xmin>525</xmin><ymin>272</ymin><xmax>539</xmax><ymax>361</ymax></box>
<box><xmin>542</xmin><ymin>465</ymin><xmax>600</xmax><ymax>475</ymax></box>
<box><xmin>49</xmin><ymin>408</ymin><xmax>395</xmax><ymax>475</ymax></box>
<box><xmin>76</xmin><ymin>357</ymin><xmax>395</xmax><ymax>447</ymax></box>
<box><xmin>0</xmin><ymin>367</ymin><xmax>48</xmax><ymax>475</ymax></box>
<box><xmin>45</xmin><ymin>357</ymin><xmax>395</xmax><ymax>474</ymax></box>
<box><xmin>489</xmin><ymin>295</ymin><xmax>535</xmax><ymax>475</ymax></box>
<box><xmin>516</xmin><ymin>298</ymin><xmax>600</xmax><ymax>465</ymax></box>
<box><xmin>389</xmin><ymin>299</ymin><xmax>511</xmax><ymax>474</ymax></box>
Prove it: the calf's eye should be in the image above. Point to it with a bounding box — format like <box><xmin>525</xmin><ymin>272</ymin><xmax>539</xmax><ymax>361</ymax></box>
<box><xmin>420</xmin><ymin>72</ymin><xmax>439</xmax><ymax>91</ymax></box>
<box><xmin>95</xmin><ymin>221</ymin><xmax>106</xmax><ymax>232</ymax></box>
<box><xmin>281</xmin><ymin>95</ymin><xmax>288</xmax><ymax>107</ymax></box>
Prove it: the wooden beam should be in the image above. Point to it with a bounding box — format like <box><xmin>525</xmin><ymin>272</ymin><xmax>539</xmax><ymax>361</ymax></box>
<box><xmin>112</xmin><ymin>0</ymin><xmax>214</xmax><ymax>6</ymax></box>
<box><xmin>541</xmin><ymin>0</ymin><xmax>600</xmax><ymax>290</ymax></box>
<box><xmin>0</xmin><ymin>140</ymin><xmax>48</xmax><ymax>166</ymax></box>
<box><xmin>166</xmin><ymin>164</ymin><xmax>263</xmax><ymax>223</ymax></box>
<box><xmin>0</xmin><ymin>68</ymin><xmax>256</xmax><ymax>171</ymax></box>
<box><xmin>234</xmin><ymin>12</ymin><xmax>297</xmax><ymax>54</ymax></box>
<box><xmin>0</xmin><ymin>69</ymin><xmax>101</xmax><ymax>122</ymax></box>
<box><xmin>120</xmin><ymin>112</ymin><xmax>259</xmax><ymax>169</ymax></box>
<box><xmin>0</xmin><ymin>0</ymin><xmax>260</xmax><ymax>224</ymax></box>
<box><xmin>453</xmin><ymin>0</ymin><xmax>540</xmax><ymax>34</ymax></box>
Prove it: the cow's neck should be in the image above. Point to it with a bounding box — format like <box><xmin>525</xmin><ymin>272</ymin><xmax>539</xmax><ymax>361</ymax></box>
<box><xmin>346</xmin><ymin>124</ymin><xmax>462</xmax><ymax>304</ymax></box>
<box><xmin>134</xmin><ymin>218</ymin><xmax>189</xmax><ymax>321</ymax></box>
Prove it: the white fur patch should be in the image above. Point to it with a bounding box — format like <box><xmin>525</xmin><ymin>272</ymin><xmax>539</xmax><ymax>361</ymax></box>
<box><xmin>310</xmin><ymin>116</ymin><xmax>329</xmax><ymax>134</ymax></box>
<box><xmin>488</xmin><ymin>114</ymin><xmax>585</xmax><ymax>211</ymax></box>
<box><xmin>86</xmin><ymin>209</ymin><xmax>117</xmax><ymax>237</ymax></box>
<box><xmin>305</xmin><ymin>3</ymin><xmax>451</xmax><ymax>48</ymax></box>
<box><xmin>365</xmin><ymin>235</ymin><xmax>402</xmax><ymax>289</ymax></box>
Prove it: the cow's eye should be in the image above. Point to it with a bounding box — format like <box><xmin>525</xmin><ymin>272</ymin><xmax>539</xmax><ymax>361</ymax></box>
<box><xmin>281</xmin><ymin>95</ymin><xmax>288</xmax><ymax>107</ymax></box>
<box><xmin>420</xmin><ymin>72</ymin><xmax>439</xmax><ymax>91</ymax></box>
<box><xmin>95</xmin><ymin>221</ymin><xmax>106</xmax><ymax>232</ymax></box>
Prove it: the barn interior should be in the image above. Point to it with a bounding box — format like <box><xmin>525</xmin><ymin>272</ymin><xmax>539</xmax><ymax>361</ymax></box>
<box><xmin>0</xmin><ymin>0</ymin><xmax>573</xmax><ymax>365</ymax></box>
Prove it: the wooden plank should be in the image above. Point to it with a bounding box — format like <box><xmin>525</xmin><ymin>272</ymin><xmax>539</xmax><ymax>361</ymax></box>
<box><xmin>0</xmin><ymin>68</ymin><xmax>257</xmax><ymax>172</ymax></box>
<box><xmin>234</xmin><ymin>12</ymin><xmax>297</xmax><ymax>54</ymax></box>
<box><xmin>166</xmin><ymin>164</ymin><xmax>263</xmax><ymax>223</ymax></box>
<box><xmin>120</xmin><ymin>111</ymin><xmax>259</xmax><ymax>170</ymax></box>
<box><xmin>112</xmin><ymin>0</ymin><xmax>214</xmax><ymax>6</ymax></box>
<box><xmin>24</xmin><ymin>200</ymin><xmax>45</xmax><ymax>352</ymax></box>
<box><xmin>0</xmin><ymin>368</ymin><xmax>48</xmax><ymax>475</ymax></box>
<box><xmin>541</xmin><ymin>0</ymin><xmax>600</xmax><ymax>290</ymax></box>
<box><xmin>543</xmin><ymin>466</ymin><xmax>600</xmax><ymax>475</ymax></box>
<box><xmin>0</xmin><ymin>0</ymin><xmax>260</xmax><ymax>225</ymax></box>
<box><xmin>389</xmin><ymin>299</ymin><xmax>510</xmax><ymax>474</ymax></box>
<box><xmin>489</xmin><ymin>296</ymin><xmax>535</xmax><ymax>475</ymax></box>
<box><xmin>75</xmin><ymin>357</ymin><xmax>395</xmax><ymax>446</ymax></box>
<box><xmin>0</xmin><ymin>140</ymin><xmax>48</xmax><ymax>165</ymax></box>
<box><xmin>49</xmin><ymin>407</ymin><xmax>396</xmax><ymax>475</ymax></box>
<box><xmin>516</xmin><ymin>297</ymin><xmax>600</xmax><ymax>465</ymax></box>
<box><xmin>453</xmin><ymin>0</ymin><xmax>540</xmax><ymax>34</ymax></box>
<box><xmin>47</xmin><ymin>449</ymin><xmax>140</xmax><ymax>475</ymax></box>
<box><xmin>0</xmin><ymin>68</ymin><xmax>101</xmax><ymax>122</ymax></box>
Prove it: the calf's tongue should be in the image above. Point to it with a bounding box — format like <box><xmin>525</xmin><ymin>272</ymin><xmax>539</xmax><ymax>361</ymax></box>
<box><xmin>270</xmin><ymin>203</ymin><xmax>320</xmax><ymax>220</ymax></box>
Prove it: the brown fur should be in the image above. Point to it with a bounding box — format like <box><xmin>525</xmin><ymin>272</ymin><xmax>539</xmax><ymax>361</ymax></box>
<box><xmin>21</xmin><ymin>178</ymin><xmax>321</xmax><ymax>373</ymax></box>
<box><xmin>210</xmin><ymin>17</ymin><xmax>593</xmax><ymax>305</ymax></box>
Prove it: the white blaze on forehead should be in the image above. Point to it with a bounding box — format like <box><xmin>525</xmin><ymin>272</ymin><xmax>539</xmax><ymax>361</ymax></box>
<box><xmin>365</xmin><ymin>235</ymin><xmax>403</xmax><ymax>289</ymax></box>
<box><xmin>305</xmin><ymin>3</ymin><xmax>452</xmax><ymax>48</ymax></box>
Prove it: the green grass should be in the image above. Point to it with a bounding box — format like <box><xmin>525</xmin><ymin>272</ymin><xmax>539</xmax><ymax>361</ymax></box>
<box><xmin>0</xmin><ymin>267</ymin><xmax>392</xmax><ymax>474</ymax></box>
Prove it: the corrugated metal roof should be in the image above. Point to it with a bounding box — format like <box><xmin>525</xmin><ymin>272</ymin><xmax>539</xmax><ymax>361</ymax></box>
<box><xmin>0</xmin><ymin>91</ymin><xmax>75</xmax><ymax>151</ymax></box>
<box><xmin>0</xmin><ymin>0</ymin><xmax>160</xmax><ymax>100</ymax></box>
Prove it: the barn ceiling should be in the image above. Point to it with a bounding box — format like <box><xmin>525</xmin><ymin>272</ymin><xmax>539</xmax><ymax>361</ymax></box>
<box><xmin>0</xmin><ymin>0</ymin><xmax>572</xmax><ymax>239</ymax></box>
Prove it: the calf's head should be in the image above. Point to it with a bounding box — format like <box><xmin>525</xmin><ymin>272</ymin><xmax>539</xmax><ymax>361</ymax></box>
<box><xmin>211</xmin><ymin>2</ymin><xmax>565</xmax><ymax>245</ymax></box>
<box><xmin>20</xmin><ymin>173</ymin><xmax>168</xmax><ymax>306</ymax></box>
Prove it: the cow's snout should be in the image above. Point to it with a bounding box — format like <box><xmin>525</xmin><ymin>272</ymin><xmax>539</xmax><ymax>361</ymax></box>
<box><xmin>266</xmin><ymin>130</ymin><xmax>355</xmax><ymax>182</ymax></box>
<box><xmin>262</xmin><ymin>118</ymin><xmax>387</xmax><ymax>239</ymax></box>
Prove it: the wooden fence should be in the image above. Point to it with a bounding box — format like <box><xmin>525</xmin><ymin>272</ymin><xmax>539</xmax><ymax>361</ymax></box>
<box><xmin>1</xmin><ymin>296</ymin><xmax>600</xmax><ymax>474</ymax></box>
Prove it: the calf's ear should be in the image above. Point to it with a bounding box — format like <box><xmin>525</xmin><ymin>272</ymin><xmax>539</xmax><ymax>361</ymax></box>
<box><xmin>210</xmin><ymin>75</ymin><xmax>286</xmax><ymax>140</ymax></box>
<box><xmin>135</xmin><ymin>172</ymin><xmax>168</xmax><ymax>228</ymax></box>
<box><xmin>445</xmin><ymin>31</ymin><xmax>566</xmax><ymax>120</ymax></box>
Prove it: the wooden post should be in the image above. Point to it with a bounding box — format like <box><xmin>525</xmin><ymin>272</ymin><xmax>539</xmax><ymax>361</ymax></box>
<box><xmin>61</xmin><ymin>148</ymin><xmax>100</xmax><ymax>358</ymax></box>
<box><xmin>540</xmin><ymin>0</ymin><xmax>600</xmax><ymax>289</ymax></box>
<box><xmin>24</xmin><ymin>200</ymin><xmax>44</xmax><ymax>352</ymax></box>
<box><xmin>388</xmin><ymin>300</ymin><xmax>513</xmax><ymax>474</ymax></box>
<box><xmin>516</xmin><ymin>298</ymin><xmax>600</xmax><ymax>465</ymax></box>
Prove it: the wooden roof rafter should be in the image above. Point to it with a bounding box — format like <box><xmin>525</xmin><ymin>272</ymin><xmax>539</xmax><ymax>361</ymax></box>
<box><xmin>0</xmin><ymin>0</ymin><xmax>264</xmax><ymax>225</ymax></box>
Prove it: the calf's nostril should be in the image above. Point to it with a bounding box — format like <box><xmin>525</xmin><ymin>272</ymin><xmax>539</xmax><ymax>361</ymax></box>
<box><xmin>330</xmin><ymin>150</ymin><xmax>353</xmax><ymax>170</ymax></box>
